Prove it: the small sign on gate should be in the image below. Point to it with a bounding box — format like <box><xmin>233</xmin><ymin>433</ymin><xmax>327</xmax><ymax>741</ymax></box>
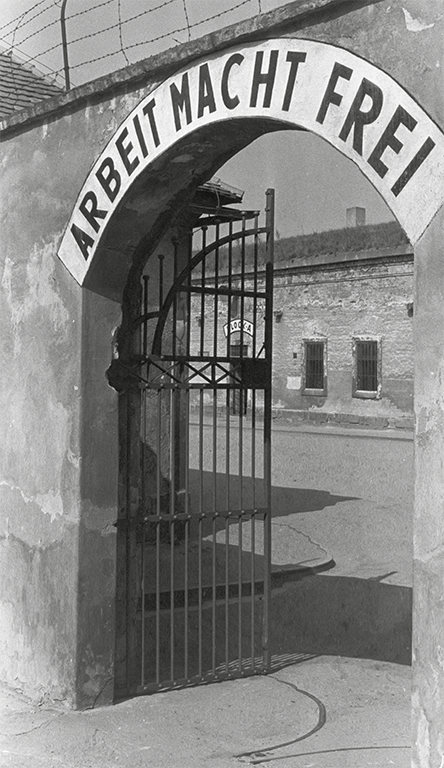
<box><xmin>223</xmin><ymin>318</ymin><xmax>254</xmax><ymax>337</ymax></box>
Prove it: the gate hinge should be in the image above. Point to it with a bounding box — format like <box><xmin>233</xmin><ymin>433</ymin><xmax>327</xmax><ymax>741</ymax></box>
<box><xmin>113</xmin><ymin>511</ymin><xmax>146</xmax><ymax>530</ymax></box>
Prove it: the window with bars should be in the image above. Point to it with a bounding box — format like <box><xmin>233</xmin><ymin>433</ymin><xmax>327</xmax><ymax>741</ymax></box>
<box><xmin>302</xmin><ymin>340</ymin><xmax>326</xmax><ymax>395</ymax></box>
<box><xmin>353</xmin><ymin>338</ymin><xmax>381</xmax><ymax>398</ymax></box>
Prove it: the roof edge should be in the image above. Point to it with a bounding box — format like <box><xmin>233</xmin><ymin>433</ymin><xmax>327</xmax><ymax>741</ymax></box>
<box><xmin>0</xmin><ymin>44</ymin><xmax>63</xmax><ymax>89</ymax></box>
<box><xmin>277</xmin><ymin>243</ymin><xmax>414</xmax><ymax>271</ymax></box>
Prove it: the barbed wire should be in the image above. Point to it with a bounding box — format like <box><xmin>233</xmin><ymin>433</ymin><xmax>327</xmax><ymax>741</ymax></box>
<box><xmin>2</xmin><ymin>13</ymin><xmax>59</xmax><ymax>55</ymax></box>
<box><xmin>12</xmin><ymin>0</ymin><xmax>180</xmax><ymax>67</ymax></box>
<box><xmin>183</xmin><ymin>0</ymin><xmax>191</xmax><ymax>42</ymax></box>
<box><xmin>117</xmin><ymin>0</ymin><xmax>130</xmax><ymax>66</ymax></box>
<box><xmin>66</xmin><ymin>0</ymin><xmax>254</xmax><ymax>74</ymax></box>
<box><xmin>0</xmin><ymin>0</ymin><xmax>112</xmax><ymax>39</ymax></box>
<box><xmin>69</xmin><ymin>0</ymin><xmax>179</xmax><ymax>48</ymax></box>
<box><xmin>1</xmin><ymin>0</ymin><xmax>265</xmax><ymax>96</ymax></box>
<box><xmin>67</xmin><ymin>0</ymin><xmax>115</xmax><ymax>21</ymax></box>
<box><xmin>0</xmin><ymin>0</ymin><xmax>51</xmax><ymax>35</ymax></box>
<box><xmin>0</xmin><ymin>0</ymin><xmax>118</xmax><ymax>54</ymax></box>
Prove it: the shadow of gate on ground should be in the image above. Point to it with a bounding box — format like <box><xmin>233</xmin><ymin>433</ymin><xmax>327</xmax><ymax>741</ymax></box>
<box><xmin>138</xmin><ymin>470</ymin><xmax>411</xmax><ymax>686</ymax></box>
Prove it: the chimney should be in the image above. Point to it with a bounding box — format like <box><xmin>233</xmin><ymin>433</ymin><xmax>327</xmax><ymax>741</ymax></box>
<box><xmin>346</xmin><ymin>206</ymin><xmax>366</xmax><ymax>227</ymax></box>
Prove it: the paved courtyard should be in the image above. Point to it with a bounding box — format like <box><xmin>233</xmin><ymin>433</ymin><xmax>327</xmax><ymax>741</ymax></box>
<box><xmin>1</xmin><ymin>423</ymin><xmax>413</xmax><ymax>766</ymax></box>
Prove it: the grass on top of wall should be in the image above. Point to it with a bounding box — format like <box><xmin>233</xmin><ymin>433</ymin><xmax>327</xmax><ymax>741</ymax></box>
<box><xmin>212</xmin><ymin>220</ymin><xmax>410</xmax><ymax>274</ymax></box>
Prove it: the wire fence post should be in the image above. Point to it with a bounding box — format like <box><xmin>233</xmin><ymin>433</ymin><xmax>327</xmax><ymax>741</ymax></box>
<box><xmin>60</xmin><ymin>0</ymin><xmax>70</xmax><ymax>91</ymax></box>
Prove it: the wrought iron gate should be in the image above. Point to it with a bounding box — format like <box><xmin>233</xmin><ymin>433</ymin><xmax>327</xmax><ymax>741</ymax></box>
<box><xmin>117</xmin><ymin>189</ymin><xmax>274</xmax><ymax>696</ymax></box>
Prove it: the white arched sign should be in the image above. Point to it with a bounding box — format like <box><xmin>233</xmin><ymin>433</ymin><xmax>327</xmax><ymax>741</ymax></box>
<box><xmin>58</xmin><ymin>38</ymin><xmax>444</xmax><ymax>286</ymax></box>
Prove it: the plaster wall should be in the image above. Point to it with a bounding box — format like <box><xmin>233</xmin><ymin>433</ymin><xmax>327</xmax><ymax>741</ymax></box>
<box><xmin>412</xmin><ymin>207</ymin><xmax>444</xmax><ymax>767</ymax></box>
<box><xmin>0</xmin><ymin>109</ymin><xmax>121</xmax><ymax>706</ymax></box>
<box><xmin>0</xmin><ymin>4</ymin><xmax>443</xmax><ymax>755</ymax></box>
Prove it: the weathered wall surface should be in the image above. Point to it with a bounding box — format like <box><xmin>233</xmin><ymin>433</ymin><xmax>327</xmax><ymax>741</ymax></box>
<box><xmin>0</xmin><ymin>2</ymin><xmax>443</xmax><ymax>751</ymax></box>
<box><xmin>0</xmin><ymin>124</ymin><xmax>82</xmax><ymax>702</ymax></box>
<box><xmin>0</xmin><ymin>106</ymin><xmax>122</xmax><ymax>706</ymax></box>
<box><xmin>412</xmin><ymin>206</ymin><xmax>444</xmax><ymax>768</ymax></box>
<box><xmin>271</xmin><ymin>251</ymin><xmax>414</xmax><ymax>422</ymax></box>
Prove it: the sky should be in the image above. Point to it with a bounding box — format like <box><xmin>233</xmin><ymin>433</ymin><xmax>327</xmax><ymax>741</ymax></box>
<box><xmin>0</xmin><ymin>0</ymin><xmax>394</xmax><ymax>237</ymax></box>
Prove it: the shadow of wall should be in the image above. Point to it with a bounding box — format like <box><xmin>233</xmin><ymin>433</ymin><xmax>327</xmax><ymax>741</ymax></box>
<box><xmin>270</xmin><ymin>574</ymin><xmax>412</xmax><ymax>666</ymax></box>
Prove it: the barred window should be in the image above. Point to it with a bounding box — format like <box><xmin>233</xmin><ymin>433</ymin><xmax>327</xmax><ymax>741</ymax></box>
<box><xmin>302</xmin><ymin>340</ymin><xmax>326</xmax><ymax>395</ymax></box>
<box><xmin>353</xmin><ymin>338</ymin><xmax>381</xmax><ymax>398</ymax></box>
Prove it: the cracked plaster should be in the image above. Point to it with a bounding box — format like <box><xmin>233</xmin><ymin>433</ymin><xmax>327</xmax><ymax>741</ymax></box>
<box><xmin>0</xmin><ymin>0</ymin><xmax>442</xmax><ymax>747</ymax></box>
<box><xmin>402</xmin><ymin>8</ymin><xmax>436</xmax><ymax>32</ymax></box>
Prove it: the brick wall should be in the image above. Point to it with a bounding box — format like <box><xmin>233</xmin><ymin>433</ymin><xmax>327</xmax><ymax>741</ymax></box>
<box><xmin>271</xmin><ymin>249</ymin><xmax>414</xmax><ymax>426</ymax></box>
<box><xmin>190</xmin><ymin>246</ymin><xmax>414</xmax><ymax>427</ymax></box>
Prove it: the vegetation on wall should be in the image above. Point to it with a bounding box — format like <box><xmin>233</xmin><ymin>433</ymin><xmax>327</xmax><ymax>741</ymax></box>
<box><xmin>212</xmin><ymin>220</ymin><xmax>410</xmax><ymax>273</ymax></box>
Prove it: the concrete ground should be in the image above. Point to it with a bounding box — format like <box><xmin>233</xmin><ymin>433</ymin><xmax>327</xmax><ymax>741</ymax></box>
<box><xmin>0</xmin><ymin>655</ymin><xmax>410</xmax><ymax>768</ymax></box>
<box><xmin>0</xmin><ymin>423</ymin><xmax>413</xmax><ymax>767</ymax></box>
<box><xmin>270</xmin><ymin>421</ymin><xmax>413</xmax><ymax>587</ymax></box>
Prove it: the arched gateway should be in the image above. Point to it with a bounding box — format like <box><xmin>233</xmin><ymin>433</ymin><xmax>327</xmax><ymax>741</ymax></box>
<box><xmin>57</xmin><ymin>34</ymin><xmax>444</xmax><ymax>705</ymax></box>
<box><xmin>59</xmin><ymin>38</ymin><xmax>444</xmax><ymax>300</ymax></box>
<box><xmin>1</xmin><ymin>2</ymin><xmax>444</xmax><ymax>764</ymax></box>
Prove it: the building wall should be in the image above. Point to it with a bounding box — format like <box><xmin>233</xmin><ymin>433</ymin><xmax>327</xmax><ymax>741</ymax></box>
<box><xmin>271</xmin><ymin>251</ymin><xmax>414</xmax><ymax>425</ymax></box>
<box><xmin>0</xmin><ymin>5</ymin><xmax>443</xmax><ymax>755</ymax></box>
<box><xmin>190</xmin><ymin>248</ymin><xmax>414</xmax><ymax>425</ymax></box>
<box><xmin>0</xmin><ymin>97</ymin><xmax>124</xmax><ymax>706</ymax></box>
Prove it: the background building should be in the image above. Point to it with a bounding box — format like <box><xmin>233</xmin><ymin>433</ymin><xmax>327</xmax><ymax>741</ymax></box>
<box><xmin>191</xmin><ymin>211</ymin><xmax>413</xmax><ymax>429</ymax></box>
<box><xmin>0</xmin><ymin>47</ymin><xmax>61</xmax><ymax>119</ymax></box>
<box><xmin>271</xmin><ymin>215</ymin><xmax>413</xmax><ymax>429</ymax></box>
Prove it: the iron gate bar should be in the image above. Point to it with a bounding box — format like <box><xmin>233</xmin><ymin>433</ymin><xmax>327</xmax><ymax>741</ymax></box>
<box><xmin>169</xmin><ymin>388</ymin><xmax>175</xmax><ymax>683</ymax></box>
<box><xmin>200</xmin><ymin>226</ymin><xmax>207</xmax><ymax>358</ymax></box>
<box><xmin>159</xmin><ymin>253</ymin><xmax>164</xmax><ymax>308</ymax></box>
<box><xmin>141</xmin><ymin>385</ymin><xmax>147</xmax><ymax>687</ymax></box>
<box><xmin>142</xmin><ymin>578</ymin><xmax>265</xmax><ymax>613</ymax></box>
<box><xmin>212</xmin><ymin>222</ymin><xmax>219</xmax><ymax>677</ymax></box>
<box><xmin>184</xmin><ymin>244</ymin><xmax>192</xmax><ymax>679</ymax></box>
<box><xmin>156</xmin><ymin>391</ymin><xmax>162</xmax><ymax>685</ymax></box>
<box><xmin>251</xmin><ymin>211</ymin><xmax>259</xmax><ymax>668</ymax></box>
<box><xmin>185</xmin><ymin>285</ymin><xmax>267</xmax><ymax>298</ymax></box>
<box><xmin>124</xmin><ymin>394</ymin><xmax>131</xmax><ymax>695</ymax></box>
<box><xmin>172</xmin><ymin>239</ymin><xmax>178</xmax><ymax>359</ymax></box>
<box><xmin>225</xmin><ymin>218</ymin><xmax>232</xmax><ymax>677</ymax></box>
<box><xmin>262</xmin><ymin>189</ymin><xmax>274</xmax><ymax>671</ymax></box>
<box><xmin>198</xmin><ymin>388</ymin><xmax>204</xmax><ymax>679</ymax></box>
<box><xmin>142</xmin><ymin>276</ymin><xmax>149</xmax><ymax>358</ymax></box>
<box><xmin>142</xmin><ymin>508</ymin><xmax>267</xmax><ymax>520</ymax></box>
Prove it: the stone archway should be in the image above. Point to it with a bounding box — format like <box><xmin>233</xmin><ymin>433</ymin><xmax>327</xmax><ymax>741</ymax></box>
<box><xmin>4</xmin><ymin>0</ymin><xmax>444</xmax><ymax>768</ymax></box>
<box><xmin>54</xmin><ymin>28</ymin><xmax>444</xmax><ymax>763</ymax></box>
<box><xmin>52</xmin><ymin>27</ymin><xmax>444</xmax><ymax>764</ymax></box>
<box><xmin>2</xmin><ymin>1</ymin><xmax>443</xmax><ymax>761</ymax></box>
<box><xmin>57</xmin><ymin>38</ymin><xmax>444</xmax><ymax>301</ymax></box>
